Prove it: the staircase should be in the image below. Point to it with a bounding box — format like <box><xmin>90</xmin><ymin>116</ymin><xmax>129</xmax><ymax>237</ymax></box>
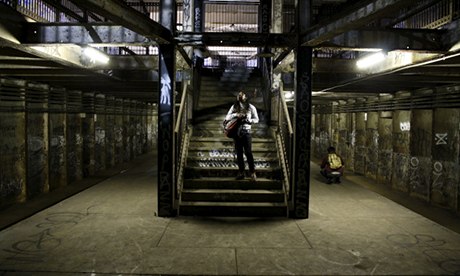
<box><xmin>179</xmin><ymin>68</ymin><xmax>288</xmax><ymax>217</ymax></box>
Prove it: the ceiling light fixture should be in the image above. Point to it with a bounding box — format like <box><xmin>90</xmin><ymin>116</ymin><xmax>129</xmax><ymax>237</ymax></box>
<box><xmin>83</xmin><ymin>46</ymin><xmax>109</xmax><ymax>64</ymax></box>
<box><xmin>284</xmin><ymin>91</ymin><xmax>294</xmax><ymax>101</ymax></box>
<box><xmin>356</xmin><ymin>51</ymin><xmax>385</xmax><ymax>69</ymax></box>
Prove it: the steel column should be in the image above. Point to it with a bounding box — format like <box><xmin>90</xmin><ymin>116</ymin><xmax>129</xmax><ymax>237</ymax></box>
<box><xmin>157</xmin><ymin>0</ymin><xmax>176</xmax><ymax>217</ymax></box>
<box><xmin>291</xmin><ymin>0</ymin><xmax>312</xmax><ymax>219</ymax></box>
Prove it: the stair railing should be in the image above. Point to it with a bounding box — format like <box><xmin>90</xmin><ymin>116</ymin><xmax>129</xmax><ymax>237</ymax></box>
<box><xmin>260</xmin><ymin>58</ymin><xmax>271</xmax><ymax>112</ymax></box>
<box><xmin>175</xmin><ymin>80</ymin><xmax>192</xmax><ymax>205</ymax></box>
<box><xmin>276</xmin><ymin>89</ymin><xmax>293</xmax><ymax>201</ymax></box>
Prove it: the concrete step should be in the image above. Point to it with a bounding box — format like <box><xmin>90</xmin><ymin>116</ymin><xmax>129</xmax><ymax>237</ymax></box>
<box><xmin>191</xmin><ymin>128</ymin><xmax>271</xmax><ymax>139</ymax></box>
<box><xmin>184</xmin><ymin>167</ymin><xmax>282</xmax><ymax>179</ymax></box>
<box><xmin>198</xmin><ymin>101</ymin><xmax>265</xmax><ymax>111</ymax></box>
<box><xmin>186</xmin><ymin>157</ymin><xmax>278</xmax><ymax>169</ymax></box>
<box><xmin>181</xmin><ymin>189</ymin><xmax>285</xmax><ymax>203</ymax></box>
<box><xmin>187</xmin><ymin>149</ymin><xmax>278</xmax><ymax>159</ymax></box>
<box><xmin>183</xmin><ymin>177</ymin><xmax>282</xmax><ymax>189</ymax></box>
<box><xmin>178</xmin><ymin>201</ymin><xmax>288</xmax><ymax>217</ymax></box>
<box><xmin>198</xmin><ymin>95</ymin><xmax>236</xmax><ymax>102</ymax></box>
<box><xmin>188</xmin><ymin>140</ymin><xmax>276</xmax><ymax>150</ymax></box>
<box><xmin>190</xmin><ymin>136</ymin><xmax>273</xmax><ymax>143</ymax></box>
<box><xmin>193</xmin><ymin>121</ymin><xmax>270</xmax><ymax>129</ymax></box>
<box><xmin>187</xmin><ymin>147</ymin><xmax>277</xmax><ymax>156</ymax></box>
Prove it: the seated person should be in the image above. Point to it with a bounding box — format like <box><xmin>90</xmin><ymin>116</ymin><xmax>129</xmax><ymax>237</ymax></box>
<box><xmin>320</xmin><ymin>146</ymin><xmax>344</xmax><ymax>184</ymax></box>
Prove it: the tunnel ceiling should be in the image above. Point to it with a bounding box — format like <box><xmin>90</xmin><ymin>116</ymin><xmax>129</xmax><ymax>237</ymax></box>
<box><xmin>0</xmin><ymin>0</ymin><xmax>459</xmax><ymax>104</ymax></box>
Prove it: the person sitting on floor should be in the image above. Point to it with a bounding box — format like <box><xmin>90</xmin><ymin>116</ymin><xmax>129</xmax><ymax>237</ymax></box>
<box><xmin>320</xmin><ymin>146</ymin><xmax>344</xmax><ymax>184</ymax></box>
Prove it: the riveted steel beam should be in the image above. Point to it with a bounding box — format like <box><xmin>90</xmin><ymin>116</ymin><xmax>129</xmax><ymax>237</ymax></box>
<box><xmin>24</xmin><ymin>23</ymin><xmax>152</xmax><ymax>46</ymax></box>
<box><xmin>325</xmin><ymin>28</ymin><xmax>445</xmax><ymax>52</ymax></box>
<box><xmin>74</xmin><ymin>0</ymin><xmax>172</xmax><ymax>44</ymax></box>
<box><xmin>176</xmin><ymin>32</ymin><xmax>297</xmax><ymax>47</ymax></box>
<box><xmin>301</xmin><ymin>0</ymin><xmax>415</xmax><ymax>46</ymax></box>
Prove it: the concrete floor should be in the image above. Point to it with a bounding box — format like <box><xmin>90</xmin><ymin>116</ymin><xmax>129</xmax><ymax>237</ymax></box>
<box><xmin>1</xmin><ymin>152</ymin><xmax>460</xmax><ymax>275</ymax></box>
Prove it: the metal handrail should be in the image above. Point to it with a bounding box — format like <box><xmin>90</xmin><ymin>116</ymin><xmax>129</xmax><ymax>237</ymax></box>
<box><xmin>175</xmin><ymin>81</ymin><xmax>189</xmax><ymax>133</ymax></box>
<box><xmin>277</xmin><ymin>89</ymin><xmax>294</xmax><ymax>202</ymax></box>
<box><xmin>280</xmin><ymin>90</ymin><xmax>293</xmax><ymax>136</ymax></box>
<box><xmin>276</xmin><ymin>131</ymin><xmax>291</xmax><ymax>201</ymax></box>
<box><xmin>174</xmin><ymin>80</ymin><xmax>192</xmax><ymax>206</ymax></box>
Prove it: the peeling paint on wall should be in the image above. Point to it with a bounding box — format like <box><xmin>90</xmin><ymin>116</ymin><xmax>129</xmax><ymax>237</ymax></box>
<box><xmin>67</xmin><ymin>114</ymin><xmax>82</xmax><ymax>183</ymax></box>
<box><xmin>0</xmin><ymin>112</ymin><xmax>26</xmax><ymax>206</ymax></box>
<box><xmin>95</xmin><ymin>124</ymin><xmax>106</xmax><ymax>172</ymax></box>
<box><xmin>409</xmin><ymin>156</ymin><xmax>431</xmax><ymax>200</ymax></box>
<box><xmin>49</xmin><ymin>114</ymin><xmax>66</xmax><ymax>190</ymax></box>
<box><xmin>392</xmin><ymin>153</ymin><xmax>409</xmax><ymax>192</ymax></box>
<box><xmin>27</xmin><ymin>113</ymin><xmax>49</xmax><ymax>198</ymax></box>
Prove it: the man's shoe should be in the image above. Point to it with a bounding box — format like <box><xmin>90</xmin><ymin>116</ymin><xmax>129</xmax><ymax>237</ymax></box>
<box><xmin>236</xmin><ymin>173</ymin><xmax>245</xmax><ymax>180</ymax></box>
<box><xmin>335</xmin><ymin>178</ymin><xmax>341</xmax><ymax>184</ymax></box>
<box><xmin>326</xmin><ymin>179</ymin><xmax>333</xmax><ymax>184</ymax></box>
<box><xmin>251</xmin><ymin>172</ymin><xmax>257</xmax><ymax>182</ymax></box>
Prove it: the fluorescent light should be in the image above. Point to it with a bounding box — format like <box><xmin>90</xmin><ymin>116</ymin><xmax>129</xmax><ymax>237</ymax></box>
<box><xmin>356</xmin><ymin>51</ymin><xmax>385</xmax><ymax>69</ymax></box>
<box><xmin>284</xmin><ymin>91</ymin><xmax>294</xmax><ymax>101</ymax></box>
<box><xmin>83</xmin><ymin>47</ymin><xmax>109</xmax><ymax>64</ymax></box>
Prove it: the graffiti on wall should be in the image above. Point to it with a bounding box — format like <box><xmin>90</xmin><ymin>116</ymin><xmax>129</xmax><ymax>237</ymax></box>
<box><xmin>67</xmin><ymin>116</ymin><xmax>82</xmax><ymax>183</ymax></box>
<box><xmin>49</xmin><ymin>116</ymin><xmax>66</xmax><ymax>190</ymax></box>
<box><xmin>365</xmin><ymin>129</ymin><xmax>379</xmax><ymax>178</ymax></box>
<box><xmin>378</xmin><ymin>124</ymin><xmax>392</xmax><ymax>150</ymax></box>
<box><xmin>0</xmin><ymin>114</ymin><xmax>25</xmax><ymax>203</ymax></box>
<box><xmin>411</xmin><ymin>128</ymin><xmax>431</xmax><ymax>156</ymax></box>
<box><xmin>409</xmin><ymin>156</ymin><xmax>430</xmax><ymax>199</ymax></box>
<box><xmin>378</xmin><ymin>150</ymin><xmax>392</xmax><ymax>185</ymax></box>
<box><xmin>434</xmin><ymin>133</ymin><xmax>448</xmax><ymax>145</ymax></box>
<box><xmin>27</xmin><ymin>135</ymin><xmax>47</xmax><ymax>196</ymax></box>
<box><xmin>393</xmin><ymin>132</ymin><xmax>410</xmax><ymax>153</ymax></box>
<box><xmin>400</xmin><ymin>121</ymin><xmax>411</xmax><ymax>131</ymax></box>
<box><xmin>431</xmin><ymin>161</ymin><xmax>457</xmax><ymax>208</ymax></box>
<box><xmin>392</xmin><ymin>153</ymin><xmax>409</xmax><ymax>192</ymax></box>
<box><xmin>114</xmin><ymin>124</ymin><xmax>123</xmax><ymax>164</ymax></box>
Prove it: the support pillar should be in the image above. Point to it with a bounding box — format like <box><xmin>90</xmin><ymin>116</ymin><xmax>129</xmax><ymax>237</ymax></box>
<box><xmin>272</xmin><ymin>0</ymin><xmax>283</xmax><ymax>33</ymax></box>
<box><xmin>365</xmin><ymin>108</ymin><xmax>379</xmax><ymax>180</ymax></box>
<box><xmin>391</xmin><ymin>95</ymin><xmax>411</xmax><ymax>192</ymax></box>
<box><xmin>410</xmin><ymin>108</ymin><xmax>433</xmax><ymax>200</ymax></box>
<box><xmin>183</xmin><ymin>0</ymin><xmax>193</xmax><ymax>32</ymax></box>
<box><xmin>123</xmin><ymin>100</ymin><xmax>131</xmax><ymax>162</ymax></box>
<box><xmin>193</xmin><ymin>0</ymin><xmax>203</xmax><ymax>32</ymax></box>
<box><xmin>49</xmin><ymin>88</ymin><xmax>67</xmax><ymax>190</ymax></box>
<box><xmin>66</xmin><ymin>91</ymin><xmax>83</xmax><ymax>184</ymax></box>
<box><xmin>192</xmin><ymin>0</ymin><xmax>204</xmax><ymax>113</ymax></box>
<box><xmin>259</xmin><ymin>0</ymin><xmax>271</xmax><ymax>34</ymax></box>
<box><xmin>26</xmin><ymin>83</ymin><xmax>49</xmax><ymax>198</ymax></box>
<box><xmin>114</xmin><ymin>99</ymin><xmax>123</xmax><ymax>165</ymax></box>
<box><xmin>95</xmin><ymin>94</ymin><xmax>106</xmax><ymax>172</ymax></box>
<box><xmin>157</xmin><ymin>0</ymin><xmax>177</xmax><ymax>217</ymax></box>
<box><xmin>105</xmin><ymin>96</ymin><xmax>115</xmax><ymax>168</ymax></box>
<box><xmin>259</xmin><ymin>0</ymin><xmax>272</xmax><ymax>112</ymax></box>
<box><xmin>377</xmin><ymin>106</ymin><xmax>393</xmax><ymax>187</ymax></box>
<box><xmin>432</xmin><ymin>108</ymin><xmax>459</xmax><ymax>210</ymax></box>
<box><xmin>82</xmin><ymin>92</ymin><xmax>95</xmax><ymax>177</ymax></box>
<box><xmin>291</xmin><ymin>0</ymin><xmax>312</xmax><ymax>218</ymax></box>
<box><xmin>0</xmin><ymin>79</ymin><xmax>26</xmax><ymax>207</ymax></box>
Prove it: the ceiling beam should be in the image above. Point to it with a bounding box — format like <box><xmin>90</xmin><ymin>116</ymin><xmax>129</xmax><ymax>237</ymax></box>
<box><xmin>176</xmin><ymin>32</ymin><xmax>297</xmax><ymax>47</ymax></box>
<box><xmin>325</xmin><ymin>28</ymin><xmax>445</xmax><ymax>52</ymax></box>
<box><xmin>301</xmin><ymin>0</ymin><xmax>415</xmax><ymax>46</ymax></box>
<box><xmin>24</xmin><ymin>23</ymin><xmax>152</xmax><ymax>46</ymax></box>
<box><xmin>73</xmin><ymin>0</ymin><xmax>172</xmax><ymax>44</ymax></box>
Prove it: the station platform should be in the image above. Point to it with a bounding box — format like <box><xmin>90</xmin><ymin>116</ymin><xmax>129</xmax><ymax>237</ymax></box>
<box><xmin>1</xmin><ymin>152</ymin><xmax>460</xmax><ymax>275</ymax></box>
